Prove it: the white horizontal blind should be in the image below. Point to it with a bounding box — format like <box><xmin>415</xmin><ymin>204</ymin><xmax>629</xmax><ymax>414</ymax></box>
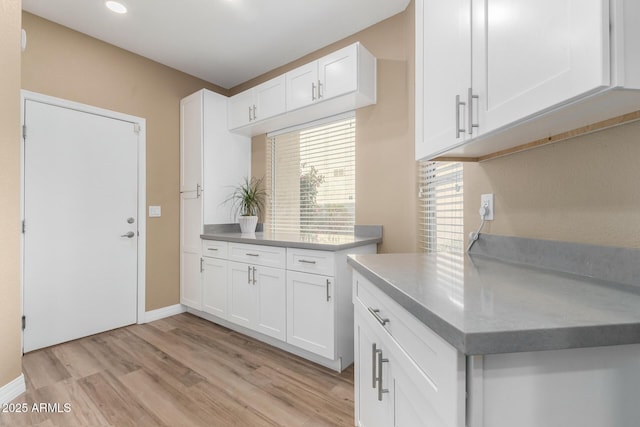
<box><xmin>418</xmin><ymin>161</ymin><xmax>464</xmax><ymax>253</ymax></box>
<box><xmin>266</xmin><ymin>115</ymin><xmax>356</xmax><ymax>235</ymax></box>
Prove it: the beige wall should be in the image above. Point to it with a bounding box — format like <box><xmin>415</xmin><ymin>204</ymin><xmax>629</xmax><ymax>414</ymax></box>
<box><xmin>21</xmin><ymin>12</ymin><xmax>224</xmax><ymax>310</ymax></box>
<box><xmin>0</xmin><ymin>0</ymin><xmax>23</xmax><ymax>388</ymax></box>
<box><xmin>464</xmin><ymin>120</ymin><xmax>640</xmax><ymax>248</ymax></box>
<box><xmin>246</xmin><ymin>6</ymin><xmax>416</xmax><ymax>254</ymax></box>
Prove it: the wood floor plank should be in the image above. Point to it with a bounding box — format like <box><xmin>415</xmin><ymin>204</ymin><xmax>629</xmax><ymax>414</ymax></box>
<box><xmin>50</xmin><ymin>340</ymin><xmax>104</xmax><ymax>380</ymax></box>
<box><xmin>22</xmin><ymin>348</ymin><xmax>71</xmax><ymax>390</ymax></box>
<box><xmin>78</xmin><ymin>371</ymin><xmax>166</xmax><ymax>427</ymax></box>
<box><xmin>1</xmin><ymin>313</ymin><xmax>355</xmax><ymax>427</ymax></box>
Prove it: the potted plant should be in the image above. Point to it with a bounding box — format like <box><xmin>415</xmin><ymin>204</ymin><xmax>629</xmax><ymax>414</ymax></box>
<box><xmin>226</xmin><ymin>176</ymin><xmax>267</xmax><ymax>234</ymax></box>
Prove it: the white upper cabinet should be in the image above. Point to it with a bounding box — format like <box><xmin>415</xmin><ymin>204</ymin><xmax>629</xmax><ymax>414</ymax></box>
<box><xmin>286</xmin><ymin>61</ymin><xmax>319</xmax><ymax>111</ymax></box>
<box><xmin>472</xmin><ymin>0</ymin><xmax>610</xmax><ymax>133</ymax></box>
<box><xmin>416</xmin><ymin>0</ymin><xmax>640</xmax><ymax>160</ymax></box>
<box><xmin>287</xmin><ymin>44</ymin><xmax>362</xmax><ymax>112</ymax></box>
<box><xmin>228</xmin><ymin>75</ymin><xmax>286</xmax><ymax>130</ymax></box>
<box><xmin>416</xmin><ymin>0</ymin><xmax>472</xmax><ymax>160</ymax></box>
<box><xmin>231</xmin><ymin>42</ymin><xmax>376</xmax><ymax>136</ymax></box>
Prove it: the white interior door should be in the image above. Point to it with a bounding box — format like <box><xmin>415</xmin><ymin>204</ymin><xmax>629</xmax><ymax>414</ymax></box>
<box><xmin>23</xmin><ymin>99</ymin><xmax>139</xmax><ymax>353</ymax></box>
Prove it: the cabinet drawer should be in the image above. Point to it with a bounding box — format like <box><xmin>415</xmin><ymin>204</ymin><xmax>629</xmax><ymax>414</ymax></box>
<box><xmin>202</xmin><ymin>240</ymin><xmax>228</xmax><ymax>258</ymax></box>
<box><xmin>287</xmin><ymin>248</ymin><xmax>335</xmax><ymax>276</ymax></box>
<box><xmin>228</xmin><ymin>242</ymin><xmax>286</xmax><ymax>269</ymax></box>
<box><xmin>354</xmin><ymin>272</ymin><xmax>463</xmax><ymax>425</ymax></box>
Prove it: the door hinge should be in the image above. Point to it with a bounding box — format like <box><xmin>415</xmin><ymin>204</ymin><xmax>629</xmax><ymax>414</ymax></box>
<box><xmin>21</xmin><ymin>220</ymin><xmax>25</xmax><ymax>234</ymax></box>
<box><xmin>21</xmin><ymin>315</ymin><xmax>26</xmax><ymax>330</ymax></box>
<box><xmin>22</xmin><ymin>125</ymin><xmax>27</xmax><ymax>139</ymax></box>
<box><xmin>133</xmin><ymin>123</ymin><xmax>140</xmax><ymax>134</ymax></box>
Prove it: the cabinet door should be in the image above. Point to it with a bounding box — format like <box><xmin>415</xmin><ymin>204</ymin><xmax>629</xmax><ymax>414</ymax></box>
<box><xmin>180</xmin><ymin>91</ymin><xmax>203</xmax><ymax>192</ymax></box>
<box><xmin>202</xmin><ymin>90</ymin><xmax>251</xmax><ymax>224</ymax></box>
<box><xmin>391</xmin><ymin>358</ymin><xmax>448</xmax><ymax>427</ymax></box>
<box><xmin>227</xmin><ymin>261</ymin><xmax>255</xmax><ymax>329</ymax></box>
<box><xmin>227</xmin><ymin>89</ymin><xmax>255</xmax><ymax>130</ymax></box>
<box><xmin>286</xmin><ymin>271</ymin><xmax>334</xmax><ymax>358</ymax></box>
<box><xmin>355</xmin><ymin>309</ymin><xmax>391</xmax><ymax>427</ymax></box>
<box><xmin>180</xmin><ymin>192</ymin><xmax>202</xmax><ymax>309</ymax></box>
<box><xmin>202</xmin><ymin>257</ymin><xmax>227</xmax><ymax>319</ymax></box>
<box><xmin>472</xmin><ymin>0</ymin><xmax>610</xmax><ymax>133</ymax></box>
<box><xmin>318</xmin><ymin>44</ymin><xmax>359</xmax><ymax>102</ymax></box>
<box><xmin>286</xmin><ymin>61</ymin><xmax>319</xmax><ymax>111</ymax></box>
<box><xmin>254</xmin><ymin>265</ymin><xmax>286</xmax><ymax>340</ymax></box>
<box><xmin>416</xmin><ymin>0</ymin><xmax>472</xmax><ymax>160</ymax></box>
<box><xmin>254</xmin><ymin>76</ymin><xmax>286</xmax><ymax>122</ymax></box>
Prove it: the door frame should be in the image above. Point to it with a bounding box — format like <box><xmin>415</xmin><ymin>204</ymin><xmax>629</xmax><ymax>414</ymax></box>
<box><xmin>20</xmin><ymin>90</ymin><xmax>147</xmax><ymax>347</ymax></box>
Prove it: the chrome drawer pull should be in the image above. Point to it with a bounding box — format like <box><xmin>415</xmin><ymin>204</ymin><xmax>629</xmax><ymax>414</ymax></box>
<box><xmin>245</xmin><ymin>253</ymin><xmax>259</xmax><ymax>257</ymax></box>
<box><xmin>371</xmin><ymin>343</ymin><xmax>378</xmax><ymax>388</ymax></box>
<box><xmin>207</xmin><ymin>248</ymin><xmax>218</xmax><ymax>251</ymax></box>
<box><xmin>376</xmin><ymin>349</ymin><xmax>389</xmax><ymax>401</ymax></box>
<box><xmin>298</xmin><ymin>259</ymin><xmax>316</xmax><ymax>264</ymax></box>
<box><xmin>368</xmin><ymin>307</ymin><xmax>389</xmax><ymax>326</ymax></box>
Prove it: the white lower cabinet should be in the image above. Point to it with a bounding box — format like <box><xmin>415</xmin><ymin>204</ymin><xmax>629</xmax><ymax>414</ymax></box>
<box><xmin>355</xmin><ymin>308</ymin><xmax>391</xmax><ymax>427</ymax></box>
<box><xmin>353</xmin><ymin>271</ymin><xmax>640</xmax><ymax>427</ymax></box>
<box><xmin>227</xmin><ymin>260</ymin><xmax>286</xmax><ymax>341</ymax></box>
<box><xmin>202</xmin><ymin>257</ymin><xmax>227</xmax><ymax>319</ymax></box>
<box><xmin>354</xmin><ymin>271</ymin><xmax>467</xmax><ymax>427</ymax></box>
<box><xmin>286</xmin><ymin>270</ymin><xmax>334</xmax><ymax>359</ymax></box>
<box><xmin>187</xmin><ymin>240</ymin><xmax>376</xmax><ymax>371</ymax></box>
<box><xmin>354</xmin><ymin>299</ymin><xmax>462</xmax><ymax>427</ymax></box>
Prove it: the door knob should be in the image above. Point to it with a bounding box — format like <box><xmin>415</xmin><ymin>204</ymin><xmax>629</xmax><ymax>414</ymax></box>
<box><xmin>121</xmin><ymin>231</ymin><xmax>135</xmax><ymax>238</ymax></box>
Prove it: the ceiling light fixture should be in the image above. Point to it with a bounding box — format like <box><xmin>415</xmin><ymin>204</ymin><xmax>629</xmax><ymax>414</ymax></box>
<box><xmin>105</xmin><ymin>1</ymin><xmax>127</xmax><ymax>14</ymax></box>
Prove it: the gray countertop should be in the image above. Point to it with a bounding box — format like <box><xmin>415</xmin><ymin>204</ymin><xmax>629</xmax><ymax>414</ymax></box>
<box><xmin>201</xmin><ymin>230</ymin><xmax>382</xmax><ymax>251</ymax></box>
<box><xmin>347</xmin><ymin>251</ymin><xmax>640</xmax><ymax>355</ymax></box>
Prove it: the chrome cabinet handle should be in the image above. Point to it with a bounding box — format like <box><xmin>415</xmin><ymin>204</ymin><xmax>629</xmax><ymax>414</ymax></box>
<box><xmin>455</xmin><ymin>94</ymin><xmax>466</xmax><ymax>138</ymax></box>
<box><xmin>371</xmin><ymin>343</ymin><xmax>378</xmax><ymax>388</ymax></box>
<box><xmin>367</xmin><ymin>307</ymin><xmax>389</xmax><ymax>326</ymax></box>
<box><xmin>468</xmin><ymin>87</ymin><xmax>479</xmax><ymax>134</ymax></box>
<box><xmin>247</xmin><ymin>265</ymin><xmax>251</xmax><ymax>284</ymax></box>
<box><xmin>326</xmin><ymin>279</ymin><xmax>331</xmax><ymax>301</ymax></box>
<box><xmin>120</xmin><ymin>231</ymin><xmax>135</xmax><ymax>238</ymax></box>
<box><xmin>252</xmin><ymin>267</ymin><xmax>257</xmax><ymax>285</ymax></box>
<box><xmin>208</xmin><ymin>248</ymin><xmax>218</xmax><ymax>251</ymax></box>
<box><xmin>311</xmin><ymin>82</ymin><xmax>316</xmax><ymax>101</ymax></box>
<box><xmin>248</xmin><ymin>106</ymin><xmax>252</xmax><ymax>122</ymax></box>
<box><xmin>252</xmin><ymin>105</ymin><xmax>257</xmax><ymax>121</ymax></box>
<box><xmin>298</xmin><ymin>259</ymin><xmax>316</xmax><ymax>264</ymax></box>
<box><xmin>200</xmin><ymin>257</ymin><xmax>204</xmax><ymax>273</ymax></box>
<box><xmin>376</xmin><ymin>349</ymin><xmax>389</xmax><ymax>401</ymax></box>
<box><xmin>317</xmin><ymin>80</ymin><xmax>323</xmax><ymax>99</ymax></box>
<box><xmin>196</xmin><ymin>183</ymin><xmax>202</xmax><ymax>198</ymax></box>
<box><xmin>245</xmin><ymin>253</ymin><xmax>259</xmax><ymax>257</ymax></box>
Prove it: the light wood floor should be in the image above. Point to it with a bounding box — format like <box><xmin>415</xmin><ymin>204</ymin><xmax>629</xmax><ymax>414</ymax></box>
<box><xmin>0</xmin><ymin>313</ymin><xmax>355</xmax><ymax>427</ymax></box>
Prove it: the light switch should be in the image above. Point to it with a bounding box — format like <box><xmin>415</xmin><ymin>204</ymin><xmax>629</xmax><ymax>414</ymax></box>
<box><xmin>148</xmin><ymin>206</ymin><xmax>161</xmax><ymax>217</ymax></box>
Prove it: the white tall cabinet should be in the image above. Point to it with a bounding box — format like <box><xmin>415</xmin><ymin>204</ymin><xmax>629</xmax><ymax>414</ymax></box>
<box><xmin>180</xmin><ymin>89</ymin><xmax>250</xmax><ymax>310</ymax></box>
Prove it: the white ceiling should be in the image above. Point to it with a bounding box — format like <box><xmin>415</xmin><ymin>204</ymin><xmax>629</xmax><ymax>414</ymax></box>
<box><xmin>22</xmin><ymin>0</ymin><xmax>410</xmax><ymax>90</ymax></box>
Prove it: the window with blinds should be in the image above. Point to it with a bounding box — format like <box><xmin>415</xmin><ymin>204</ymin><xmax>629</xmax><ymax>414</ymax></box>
<box><xmin>265</xmin><ymin>114</ymin><xmax>356</xmax><ymax>235</ymax></box>
<box><xmin>418</xmin><ymin>161</ymin><xmax>464</xmax><ymax>253</ymax></box>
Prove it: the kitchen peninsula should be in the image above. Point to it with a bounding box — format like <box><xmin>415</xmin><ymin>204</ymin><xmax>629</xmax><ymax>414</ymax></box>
<box><xmin>348</xmin><ymin>235</ymin><xmax>640</xmax><ymax>427</ymax></box>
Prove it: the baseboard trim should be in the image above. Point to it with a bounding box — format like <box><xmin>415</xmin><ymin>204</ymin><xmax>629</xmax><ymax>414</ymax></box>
<box><xmin>0</xmin><ymin>374</ymin><xmax>26</xmax><ymax>405</ymax></box>
<box><xmin>143</xmin><ymin>304</ymin><xmax>186</xmax><ymax>323</ymax></box>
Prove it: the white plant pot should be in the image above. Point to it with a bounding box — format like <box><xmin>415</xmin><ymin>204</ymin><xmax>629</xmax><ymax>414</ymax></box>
<box><xmin>238</xmin><ymin>216</ymin><xmax>258</xmax><ymax>234</ymax></box>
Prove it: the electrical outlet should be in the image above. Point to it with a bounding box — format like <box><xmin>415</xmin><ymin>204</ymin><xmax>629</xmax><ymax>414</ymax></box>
<box><xmin>480</xmin><ymin>194</ymin><xmax>494</xmax><ymax>221</ymax></box>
